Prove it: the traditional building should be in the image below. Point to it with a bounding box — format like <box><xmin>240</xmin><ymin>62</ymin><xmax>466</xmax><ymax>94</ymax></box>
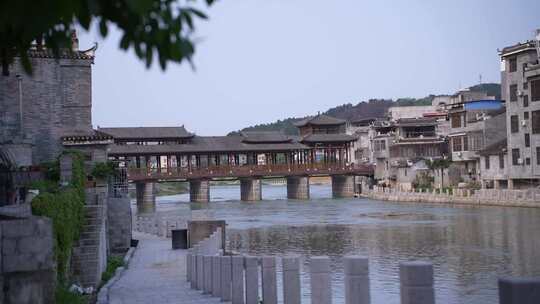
<box><xmin>500</xmin><ymin>30</ymin><xmax>540</xmax><ymax>188</ymax></box>
<box><xmin>346</xmin><ymin>118</ymin><xmax>376</xmax><ymax>164</ymax></box>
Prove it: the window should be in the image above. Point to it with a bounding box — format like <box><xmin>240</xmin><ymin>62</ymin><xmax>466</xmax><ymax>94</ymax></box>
<box><xmin>451</xmin><ymin>114</ymin><xmax>461</xmax><ymax>128</ymax></box>
<box><xmin>499</xmin><ymin>154</ymin><xmax>505</xmax><ymax>169</ymax></box>
<box><xmin>524</xmin><ymin>95</ymin><xmax>529</xmax><ymax>107</ymax></box>
<box><xmin>485</xmin><ymin>156</ymin><xmax>490</xmax><ymax>170</ymax></box>
<box><xmin>525</xmin><ymin>133</ymin><xmax>530</xmax><ymax>147</ymax></box>
<box><xmin>510</xmin><ymin>115</ymin><xmax>519</xmax><ymax>133</ymax></box>
<box><xmin>510</xmin><ymin>84</ymin><xmax>518</xmax><ymax>102</ymax></box>
<box><xmin>537</xmin><ymin>147</ymin><xmax>540</xmax><ymax>165</ymax></box>
<box><xmin>509</xmin><ymin>58</ymin><xmax>517</xmax><ymax>72</ymax></box>
<box><xmin>525</xmin><ymin>111</ymin><xmax>530</xmax><ymax>120</ymax></box>
<box><xmin>452</xmin><ymin>137</ymin><xmax>462</xmax><ymax>152</ymax></box>
<box><xmin>512</xmin><ymin>149</ymin><xmax>520</xmax><ymax>166</ymax></box>
<box><xmin>526</xmin><ymin>157</ymin><xmax>531</xmax><ymax>165</ymax></box>
<box><xmin>463</xmin><ymin>135</ymin><xmax>469</xmax><ymax>151</ymax></box>
<box><xmin>533</xmin><ymin>110</ymin><xmax>540</xmax><ymax>134</ymax></box>
<box><xmin>524</xmin><ymin>82</ymin><xmax>529</xmax><ymax>90</ymax></box>
<box><xmin>532</xmin><ymin>79</ymin><xmax>540</xmax><ymax>102</ymax></box>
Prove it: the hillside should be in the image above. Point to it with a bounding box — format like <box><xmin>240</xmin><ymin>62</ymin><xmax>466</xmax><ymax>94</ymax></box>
<box><xmin>228</xmin><ymin>83</ymin><xmax>501</xmax><ymax>135</ymax></box>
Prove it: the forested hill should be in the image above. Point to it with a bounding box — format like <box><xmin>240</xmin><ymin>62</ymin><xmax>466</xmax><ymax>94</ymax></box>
<box><xmin>228</xmin><ymin>83</ymin><xmax>500</xmax><ymax>136</ymax></box>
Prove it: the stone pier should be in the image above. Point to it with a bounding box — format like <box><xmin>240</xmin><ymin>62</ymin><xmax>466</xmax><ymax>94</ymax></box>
<box><xmin>136</xmin><ymin>182</ymin><xmax>156</xmax><ymax>213</ymax></box>
<box><xmin>240</xmin><ymin>178</ymin><xmax>262</xmax><ymax>201</ymax></box>
<box><xmin>190</xmin><ymin>179</ymin><xmax>210</xmax><ymax>203</ymax></box>
<box><xmin>287</xmin><ymin>176</ymin><xmax>310</xmax><ymax>200</ymax></box>
<box><xmin>331</xmin><ymin>175</ymin><xmax>355</xmax><ymax>198</ymax></box>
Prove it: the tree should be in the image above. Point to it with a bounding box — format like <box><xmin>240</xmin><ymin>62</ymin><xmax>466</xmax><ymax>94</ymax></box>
<box><xmin>425</xmin><ymin>157</ymin><xmax>452</xmax><ymax>189</ymax></box>
<box><xmin>0</xmin><ymin>0</ymin><xmax>215</xmax><ymax>75</ymax></box>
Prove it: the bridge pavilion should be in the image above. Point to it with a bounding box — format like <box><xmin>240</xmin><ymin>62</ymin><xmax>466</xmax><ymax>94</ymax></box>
<box><xmin>98</xmin><ymin>116</ymin><xmax>371</xmax><ymax>210</ymax></box>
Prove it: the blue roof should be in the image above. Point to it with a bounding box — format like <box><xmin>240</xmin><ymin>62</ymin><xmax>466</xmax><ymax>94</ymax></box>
<box><xmin>463</xmin><ymin>100</ymin><xmax>503</xmax><ymax>110</ymax></box>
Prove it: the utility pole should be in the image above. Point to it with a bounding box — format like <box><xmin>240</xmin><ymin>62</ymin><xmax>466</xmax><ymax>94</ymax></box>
<box><xmin>16</xmin><ymin>75</ymin><xmax>23</xmax><ymax>138</ymax></box>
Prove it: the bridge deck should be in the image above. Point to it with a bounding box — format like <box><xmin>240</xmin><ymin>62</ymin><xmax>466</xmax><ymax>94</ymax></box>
<box><xmin>128</xmin><ymin>163</ymin><xmax>373</xmax><ymax>182</ymax></box>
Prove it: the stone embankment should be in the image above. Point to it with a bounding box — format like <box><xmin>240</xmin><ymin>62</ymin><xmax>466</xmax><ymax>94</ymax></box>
<box><xmin>363</xmin><ymin>186</ymin><xmax>540</xmax><ymax>208</ymax></box>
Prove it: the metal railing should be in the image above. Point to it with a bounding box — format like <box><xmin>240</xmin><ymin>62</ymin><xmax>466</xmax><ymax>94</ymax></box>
<box><xmin>128</xmin><ymin>163</ymin><xmax>374</xmax><ymax>181</ymax></box>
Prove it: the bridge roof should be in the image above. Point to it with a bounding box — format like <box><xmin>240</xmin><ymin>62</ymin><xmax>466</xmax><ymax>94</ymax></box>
<box><xmin>108</xmin><ymin>135</ymin><xmax>310</xmax><ymax>156</ymax></box>
<box><xmin>241</xmin><ymin>131</ymin><xmax>291</xmax><ymax>143</ymax></box>
<box><xmin>99</xmin><ymin>126</ymin><xmax>194</xmax><ymax>140</ymax></box>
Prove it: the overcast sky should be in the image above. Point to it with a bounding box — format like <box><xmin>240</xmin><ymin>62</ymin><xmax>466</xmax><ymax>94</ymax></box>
<box><xmin>79</xmin><ymin>0</ymin><xmax>540</xmax><ymax>135</ymax></box>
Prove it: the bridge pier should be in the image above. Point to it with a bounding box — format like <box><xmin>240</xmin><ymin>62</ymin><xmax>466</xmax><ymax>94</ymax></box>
<box><xmin>190</xmin><ymin>179</ymin><xmax>210</xmax><ymax>203</ymax></box>
<box><xmin>240</xmin><ymin>178</ymin><xmax>262</xmax><ymax>201</ymax></box>
<box><xmin>332</xmin><ymin>175</ymin><xmax>355</xmax><ymax>198</ymax></box>
<box><xmin>136</xmin><ymin>182</ymin><xmax>156</xmax><ymax>213</ymax></box>
<box><xmin>287</xmin><ymin>176</ymin><xmax>310</xmax><ymax>200</ymax></box>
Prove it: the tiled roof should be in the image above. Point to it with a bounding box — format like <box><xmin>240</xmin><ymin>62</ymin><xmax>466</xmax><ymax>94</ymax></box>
<box><xmin>107</xmin><ymin>136</ymin><xmax>310</xmax><ymax>155</ymax></box>
<box><xmin>240</xmin><ymin>131</ymin><xmax>291</xmax><ymax>143</ymax></box>
<box><xmin>99</xmin><ymin>126</ymin><xmax>194</xmax><ymax>140</ymax></box>
<box><xmin>62</xmin><ymin>130</ymin><xmax>114</xmax><ymax>145</ymax></box>
<box><xmin>478</xmin><ymin>139</ymin><xmax>507</xmax><ymax>156</ymax></box>
<box><xmin>301</xmin><ymin>133</ymin><xmax>357</xmax><ymax>143</ymax></box>
<box><xmin>25</xmin><ymin>45</ymin><xmax>96</xmax><ymax>60</ymax></box>
<box><xmin>294</xmin><ymin>114</ymin><xmax>346</xmax><ymax>127</ymax></box>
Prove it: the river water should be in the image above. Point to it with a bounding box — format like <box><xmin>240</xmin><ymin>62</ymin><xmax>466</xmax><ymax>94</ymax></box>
<box><xmin>153</xmin><ymin>184</ymin><xmax>540</xmax><ymax>304</ymax></box>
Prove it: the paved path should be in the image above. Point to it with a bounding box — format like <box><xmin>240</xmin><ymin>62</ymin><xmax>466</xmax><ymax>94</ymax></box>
<box><xmin>109</xmin><ymin>232</ymin><xmax>225</xmax><ymax>304</ymax></box>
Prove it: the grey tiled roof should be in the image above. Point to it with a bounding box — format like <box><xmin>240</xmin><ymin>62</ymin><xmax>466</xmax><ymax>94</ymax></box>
<box><xmin>240</xmin><ymin>131</ymin><xmax>291</xmax><ymax>143</ymax></box>
<box><xmin>108</xmin><ymin>135</ymin><xmax>310</xmax><ymax>155</ymax></box>
<box><xmin>99</xmin><ymin>126</ymin><xmax>194</xmax><ymax>140</ymax></box>
<box><xmin>395</xmin><ymin>117</ymin><xmax>439</xmax><ymax>127</ymax></box>
<box><xmin>294</xmin><ymin>114</ymin><xmax>346</xmax><ymax>127</ymax></box>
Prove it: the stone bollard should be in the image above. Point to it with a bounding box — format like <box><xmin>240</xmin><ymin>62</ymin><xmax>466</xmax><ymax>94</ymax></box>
<box><xmin>197</xmin><ymin>255</ymin><xmax>204</xmax><ymax>290</ymax></box>
<box><xmin>282</xmin><ymin>256</ymin><xmax>301</xmax><ymax>304</ymax></box>
<box><xmin>245</xmin><ymin>256</ymin><xmax>259</xmax><ymax>304</ymax></box>
<box><xmin>399</xmin><ymin>261</ymin><xmax>435</xmax><ymax>304</ymax></box>
<box><xmin>204</xmin><ymin>255</ymin><xmax>213</xmax><ymax>294</ymax></box>
<box><xmin>344</xmin><ymin>256</ymin><xmax>370</xmax><ymax>304</ymax></box>
<box><xmin>187</xmin><ymin>250</ymin><xmax>192</xmax><ymax>282</ymax></box>
<box><xmin>261</xmin><ymin>256</ymin><xmax>278</xmax><ymax>304</ymax></box>
<box><xmin>232</xmin><ymin>256</ymin><xmax>245</xmax><ymax>304</ymax></box>
<box><xmin>220</xmin><ymin>256</ymin><xmax>233</xmax><ymax>302</ymax></box>
<box><xmin>212</xmin><ymin>255</ymin><xmax>222</xmax><ymax>297</ymax></box>
<box><xmin>499</xmin><ymin>277</ymin><xmax>540</xmax><ymax>304</ymax></box>
<box><xmin>310</xmin><ymin>256</ymin><xmax>332</xmax><ymax>304</ymax></box>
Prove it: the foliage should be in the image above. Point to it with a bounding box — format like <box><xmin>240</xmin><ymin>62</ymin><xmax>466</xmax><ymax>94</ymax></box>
<box><xmin>55</xmin><ymin>285</ymin><xmax>88</xmax><ymax>304</ymax></box>
<box><xmin>100</xmin><ymin>256</ymin><xmax>125</xmax><ymax>288</ymax></box>
<box><xmin>412</xmin><ymin>171</ymin><xmax>434</xmax><ymax>190</ymax></box>
<box><xmin>91</xmin><ymin>161</ymin><xmax>117</xmax><ymax>180</ymax></box>
<box><xmin>0</xmin><ymin>0</ymin><xmax>215</xmax><ymax>75</ymax></box>
<box><xmin>31</xmin><ymin>151</ymin><xmax>86</xmax><ymax>283</ymax></box>
<box><xmin>425</xmin><ymin>158</ymin><xmax>452</xmax><ymax>171</ymax></box>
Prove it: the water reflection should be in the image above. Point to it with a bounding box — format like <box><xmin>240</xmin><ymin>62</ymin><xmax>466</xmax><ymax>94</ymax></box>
<box><xmin>156</xmin><ymin>185</ymin><xmax>540</xmax><ymax>304</ymax></box>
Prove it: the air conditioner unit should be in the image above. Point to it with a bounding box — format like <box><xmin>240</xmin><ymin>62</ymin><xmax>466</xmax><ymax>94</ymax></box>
<box><xmin>406</xmin><ymin>160</ymin><xmax>414</xmax><ymax>166</ymax></box>
<box><xmin>518</xmin><ymin>90</ymin><xmax>524</xmax><ymax>97</ymax></box>
<box><xmin>522</xmin><ymin>120</ymin><xmax>528</xmax><ymax>127</ymax></box>
<box><xmin>457</xmin><ymin>152</ymin><xmax>462</xmax><ymax>157</ymax></box>
<box><xmin>518</xmin><ymin>158</ymin><xmax>524</xmax><ymax>165</ymax></box>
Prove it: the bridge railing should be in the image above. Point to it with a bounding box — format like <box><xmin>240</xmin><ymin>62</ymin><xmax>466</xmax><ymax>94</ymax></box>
<box><xmin>128</xmin><ymin>163</ymin><xmax>373</xmax><ymax>181</ymax></box>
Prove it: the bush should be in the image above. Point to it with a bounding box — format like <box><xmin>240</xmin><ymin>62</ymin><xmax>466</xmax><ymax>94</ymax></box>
<box><xmin>55</xmin><ymin>285</ymin><xmax>88</xmax><ymax>304</ymax></box>
<box><xmin>31</xmin><ymin>151</ymin><xmax>86</xmax><ymax>283</ymax></box>
<box><xmin>91</xmin><ymin>161</ymin><xmax>117</xmax><ymax>180</ymax></box>
<box><xmin>100</xmin><ymin>256</ymin><xmax>125</xmax><ymax>287</ymax></box>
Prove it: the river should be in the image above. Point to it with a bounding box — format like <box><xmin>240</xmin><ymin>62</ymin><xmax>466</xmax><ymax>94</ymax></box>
<box><xmin>151</xmin><ymin>184</ymin><xmax>540</xmax><ymax>304</ymax></box>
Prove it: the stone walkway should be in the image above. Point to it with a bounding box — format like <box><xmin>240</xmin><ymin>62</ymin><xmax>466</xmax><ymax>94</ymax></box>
<box><xmin>108</xmin><ymin>232</ymin><xmax>225</xmax><ymax>304</ymax></box>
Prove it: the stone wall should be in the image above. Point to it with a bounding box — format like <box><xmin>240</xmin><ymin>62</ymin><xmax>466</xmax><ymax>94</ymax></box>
<box><xmin>0</xmin><ymin>216</ymin><xmax>56</xmax><ymax>304</ymax></box>
<box><xmin>107</xmin><ymin>196</ymin><xmax>132</xmax><ymax>254</ymax></box>
<box><xmin>0</xmin><ymin>56</ymin><xmax>93</xmax><ymax>164</ymax></box>
<box><xmin>71</xmin><ymin>186</ymin><xmax>108</xmax><ymax>288</ymax></box>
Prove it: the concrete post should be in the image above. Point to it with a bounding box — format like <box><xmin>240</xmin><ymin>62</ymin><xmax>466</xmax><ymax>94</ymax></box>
<box><xmin>190</xmin><ymin>179</ymin><xmax>210</xmax><ymax>203</ymax></box>
<box><xmin>261</xmin><ymin>256</ymin><xmax>278</xmax><ymax>304</ymax></box>
<box><xmin>232</xmin><ymin>256</ymin><xmax>245</xmax><ymax>304</ymax></box>
<box><xmin>212</xmin><ymin>255</ymin><xmax>222</xmax><ymax>297</ymax></box>
<box><xmin>399</xmin><ymin>261</ymin><xmax>435</xmax><ymax>304</ymax></box>
<box><xmin>499</xmin><ymin>277</ymin><xmax>540</xmax><ymax>304</ymax></box>
<box><xmin>494</xmin><ymin>180</ymin><xmax>501</xmax><ymax>190</ymax></box>
<box><xmin>187</xmin><ymin>250</ymin><xmax>192</xmax><ymax>282</ymax></box>
<box><xmin>196</xmin><ymin>255</ymin><xmax>204</xmax><ymax>290</ymax></box>
<box><xmin>220</xmin><ymin>256</ymin><xmax>232</xmax><ymax>302</ymax></box>
<box><xmin>191</xmin><ymin>248</ymin><xmax>199</xmax><ymax>289</ymax></box>
<box><xmin>135</xmin><ymin>182</ymin><xmax>156</xmax><ymax>213</ymax></box>
<box><xmin>245</xmin><ymin>256</ymin><xmax>260</xmax><ymax>304</ymax></box>
<box><xmin>508</xmin><ymin>179</ymin><xmax>514</xmax><ymax>190</ymax></box>
<box><xmin>204</xmin><ymin>255</ymin><xmax>213</xmax><ymax>294</ymax></box>
<box><xmin>344</xmin><ymin>256</ymin><xmax>370</xmax><ymax>304</ymax></box>
<box><xmin>332</xmin><ymin>175</ymin><xmax>355</xmax><ymax>198</ymax></box>
<box><xmin>287</xmin><ymin>176</ymin><xmax>310</xmax><ymax>200</ymax></box>
<box><xmin>240</xmin><ymin>178</ymin><xmax>262</xmax><ymax>201</ymax></box>
<box><xmin>310</xmin><ymin>256</ymin><xmax>332</xmax><ymax>304</ymax></box>
<box><xmin>282</xmin><ymin>256</ymin><xmax>301</xmax><ymax>304</ymax></box>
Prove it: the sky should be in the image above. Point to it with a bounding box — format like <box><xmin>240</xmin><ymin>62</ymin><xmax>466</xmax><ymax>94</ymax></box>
<box><xmin>78</xmin><ymin>0</ymin><xmax>540</xmax><ymax>135</ymax></box>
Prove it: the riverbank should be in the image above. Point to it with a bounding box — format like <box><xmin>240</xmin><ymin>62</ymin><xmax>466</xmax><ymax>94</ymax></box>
<box><xmin>362</xmin><ymin>187</ymin><xmax>540</xmax><ymax>208</ymax></box>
